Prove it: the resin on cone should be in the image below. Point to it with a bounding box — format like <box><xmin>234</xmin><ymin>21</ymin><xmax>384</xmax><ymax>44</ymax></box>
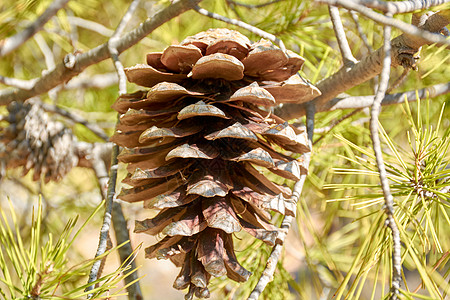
<box><xmin>111</xmin><ymin>28</ymin><xmax>320</xmax><ymax>299</ymax></box>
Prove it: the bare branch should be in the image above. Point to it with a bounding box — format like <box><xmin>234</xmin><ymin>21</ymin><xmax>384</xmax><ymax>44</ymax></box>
<box><xmin>66</xmin><ymin>16</ymin><xmax>156</xmax><ymax>47</ymax></box>
<box><xmin>93</xmin><ymin>235</ymin><xmax>113</xmax><ymax>289</ymax></box>
<box><xmin>313</xmin><ymin>108</ymin><xmax>361</xmax><ymax>145</ymax></box>
<box><xmin>329</xmin><ymin>5</ymin><xmax>358</xmax><ymax>66</ymax></box>
<box><xmin>108</xmin><ymin>53</ymin><xmax>126</xmax><ymax>95</ymax></box>
<box><xmin>318</xmin><ymin>0</ymin><xmax>450</xmax><ymax>47</ymax></box>
<box><xmin>67</xmin><ymin>16</ymin><xmax>115</xmax><ymax>37</ymax></box>
<box><xmin>386</xmin><ymin>68</ymin><xmax>410</xmax><ymax>93</ymax></box>
<box><xmin>344</xmin><ymin>0</ymin><xmax>447</xmax><ymax>14</ymax></box>
<box><xmin>40</xmin><ymin>103</ymin><xmax>109</xmax><ymax>142</ymax></box>
<box><xmin>276</xmin><ymin>11</ymin><xmax>450</xmax><ymax>120</ymax></box>
<box><xmin>193</xmin><ymin>5</ymin><xmax>287</xmax><ymax>51</ymax></box>
<box><xmin>108</xmin><ymin>0</ymin><xmax>141</xmax><ymax>96</ymax></box>
<box><xmin>226</xmin><ymin>0</ymin><xmax>284</xmax><ymax>9</ymax></box>
<box><xmin>0</xmin><ymin>0</ymin><xmax>203</xmax><ymax>106</ymax></box>
<box><xmin>86</xmin><ymin>1</ymin><xmax>143</xmax><ymax>299</ymax></box>
<box><xmin>112</xmin><ymin>201</ymin><xmax>142</xmax><ymax>300</ymax></box>
<box><xmin>87</xmin><ymin>142</ymin><xmax>143</xmax><ymax>300</ymax></box>
<box><xmin>369</xmin><ymin>15</ymin><xmax>402</xmax><ymax>299</ymax></box>
<box><xmin>66</xmin><ymin>10</ymin><xmax>79</xmax><ymax>48</ymax></box>
<box><xmin>63</xmin><ymin>73</ymin><xmax>118</xmax><ymax>90</ymax></box>
<box><xmin>0</xmin><ymin>76</ymin><xmax>37</xmax><ymax>90</ymax></box>
<box><xmin>112</xmin><ymin>0</ymin><xmax>141</xmax><ymax>38</ymax></box>
<box><xmin>248</xmin><ymin>103</ymin><xmax>315</xmax><ymax>300</ymax></box>
<box><xmin>0</xmin><ymin>0</ymin><xmax>70</xmax><ymax>57</ymax></box>
<box><xmin>349</xmin><ymin>10</ymin><xmax>373</xmax><ymax>52</ymax></box>
<box><xmin>34</xmin><ymin>34</ymin><xmax>56</xmax><ymax>71</ymax></box>
<box><xmin>322</xmin><ymin>82</ymin><xmax>450</xmax><ymax>112</ymax></box>
<box><xmin>85</xmin><ymin>144</ymin><xmax>120</xmax><ymax>297</ymax></box>
<box><xmin>412</xmin><ymin>252</ymin><xmax>450</xmax><ymax>293</ymax></box>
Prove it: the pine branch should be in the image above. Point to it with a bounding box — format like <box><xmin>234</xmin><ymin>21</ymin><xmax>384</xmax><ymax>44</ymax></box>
<box><xmin>67</xmin><ymin>16</ymin><xmax>115</xmax><ymax>37</ymax></box>
<box><xmin>108</xmin><ymin>0</ymin><xmax>141</xmax><ymax>96</ymax></box>
<box><xmin>276</xmin><ymin>10</ymin><xmax>450</xmax><ymax>120</ymax></box>
<box><xmin>321</xmin><ymin>82</ymin><xmax>450</xmax><ymax>112</ymax></box>
<box><xmin>342</xmin><ymin>0</ymin><xmax>447</xmax><ymax>14</ymax></box>
<box><xmin>319</xmin><ymin>0</ymin><xmax>450</xmax><ymax>47</ymax></box>
<box><xmin>40</xmin><ymin>103</ymin><xmax>110</xmax><ymax>142</ymax></box>
<box><xmin>87</xmin><ymin>141</ymin><xmax>142</xmax><ymax>300</ymax></box>
<box><xmin>226</xmin><ymin>0</ymin><xmax>285</xmax><ymax>9</ymax></box>
<box><xmin>329</xmin><ymin>5</ymin><xmax>358</xmax><ymax>66</ymax></box>
<box><xmin>111</xmin><ymin>202</ymin><xmax>142</xmax><ymax>300</ymax></box>
<box><xmin>0</xmin><ymin>0</ymin><xmax>203</xmax><ymax>106</ymax></box>
<box><xmin>0</xmin><ymin>0</ymin><xmax>70</xmax><ymax>57</ymax></box>
<box><xmin>349</xmin><ymin>10</ymin><xmax>373</xmax><ymax>52</ymax></box>
<box><xmin>1</xmin><ymin>73</ymin><xmax>117</xmax><ymax>91</ymax></box>
<box><xmin>313</xmin><ymin>108</ymin><xmax>361</xmax><ymax>145</ymax></box>
<box><xmin>34</xmin><ymin>34</ymin><xmax>56</xmax><ymax>71</ymax></box>
<box><xmin>0</xmin><ymin>76</ymin><xmax>37</xmax><ymax>90</ymax></box>
<box><xmin>369</xmin><ymin>14</ymin><xmax>402</xmax><ymax>299</ymax></box>
<box><xmin>63</xmin><ymin>73</ymin><xmax>118</xmax><ymax>90</ymax></box>
<box><xmin>85</xmin><ymin>144</ymin><xmax>119</xmax><ymax>297</ymax></box>
<box><xmin>86</xmin><ymin>1</ymin><xmax>143</xmax><ymax>299</ymax></box>
<box><xmin>105</xmin><ymin>1</ymin><xmax>143</xmax><ymax>298</ymax></box>
<box><xmin>248</xmin><ymin>103</ymin><xmax>315</xmax><ymax>300</ymax></box>
<box><xmin>193</xmin><ymin>5</ymin><xmax>287</xmax><ymax>51</ymax></box>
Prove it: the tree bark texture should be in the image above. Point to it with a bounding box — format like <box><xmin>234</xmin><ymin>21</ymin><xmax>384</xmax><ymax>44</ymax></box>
<box><xmin>276</xmin><ymin>11</ymin><xmax>449</xmax><ymax>120</ymax></box>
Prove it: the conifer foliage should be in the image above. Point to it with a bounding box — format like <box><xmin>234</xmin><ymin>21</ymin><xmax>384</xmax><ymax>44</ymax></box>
<box><xmin>111</xmin><ymin>28</ymin><xmax>319</xmax><ymax>298</ymax></box>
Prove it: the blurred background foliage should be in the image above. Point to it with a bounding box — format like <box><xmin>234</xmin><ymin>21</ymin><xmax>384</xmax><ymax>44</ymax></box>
<box><xmin>0</xmin><ymin>0</ymin><xmax>449</xmax><ymax>299</ymax></box>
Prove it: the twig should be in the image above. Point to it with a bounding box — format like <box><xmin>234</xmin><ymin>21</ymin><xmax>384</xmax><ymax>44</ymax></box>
<box><xmin>226</xmin><ymin>0</ymin><xmax>284</xmax><ymax>9</ymax></box>
<box><xmin>248</xmin><ymin>103</ymin><xmax>315</xmax><ymax>300</ymax></box>
<box><xmin>193</xmin><ymin>5</ymin><xmax>287</xmax><ymax>51</ymax></box>
<box><xmin>321</xmin><ymin>82</ymin><xmax>450</xmax><ymax>112</ymax></box>
<box><xmin>66</xmin><ymin>10</ymin><xmax>79</xmax><ymax>49</ymax></box>
<box><xmin>63</xmin><ymin>73</ymin><xmax>118</xmax><ymax>90</ymax></box>
<box><xmin>105</xmin><ymin>0</ymin><xmax>140</xmax><ymax>95</ymax></box>
<box><xmin>0</xmin><ymin>0</ymin><xmax>203</xmax><ymax>106</ymax></box>
<box><xmin>85</xmin><ymin>144</ymin><xmax>119</xmax><ymax>297</ymax></box>
<box><xmin>0</xmin><ymin>76</ymin><xmax>37</xmax><ymax>90</ymax></box>
<box><xmin>86</xmin><ymin>0</ymin><xmax>143</xmax><ymax>298</ymax></box>
<box><xmin>66</xmin><ymin>16</ymin><xmax>155</xmax><ymax>47</ymax></box>
<box><xmin>276</xmin><ymin>10</ymin><xmax>450</xmax><ymax>120</ymax></box>
<box><xmin>40</xmin><ymin>103</ymin><xmax>109</xmax><ymax>142</ymax></box>
<box><xmin>94</xmin><ymin>235</ymin><xmax>113</xmax><ymax>289</ymax></box>
<box><xmin>412</xmin><ymin>251</ymin><xmax>450</xmax><ymax>293</ymax></box>
<box><xmin>349</xmin><ymin>10</ymin><xmax>372</xmax><ymax>52</ymax></box>
<box><xmin>369</xmin><ymin>13</ymin><xmax>401</xmax><ymax>300</ymax></box>
<box><xmin>0</xmin><ymin>0</ymin><xmax>70</xmax><ymax>57</ymax></box>
<box><xmin>329</xmin><ymin>5</ymin><xmax>358</xmax><ymax>66</ymax></box>
<box><xmin>386</xmin><ymin>68</ymin><xmax>410</xmax><ymax>93</ymax></box>
<box><xmin>102</xmin><ymin>1</ymin><xmax>144</xmax><ymax>299</ymax></box>
<box><xmin>317</xmin><ymin>0</ymin><xmax>450</xmax><ymax>47</ymax></box>
<box><xmin>34</xmin><ymin>34</ymin><xmax>56</xmax><ymax>71</ymax></box>
<box><xmin>112</xmin><ymin>201</ymin><xmax>142</xmax><ymax>300</ymax></box>
<box><xmin>111</xmin><ymin>0</ymin><xmax>141</xmax><ymax>39</ymax></box>
<box><xmin>67</xmin><ymin>16</ymin><xmax>114</xmax><ymax>37</ymax></box>
<box><xmin>343</xmin><ymin>0</ymin><xmax>447</xmax><ymax>14</ymax></box>
<box><xmin>313</xmin><ymin>108</ymin><xmax>361</xmax><ymax>145</ymax></box>
<box><xmin>87</xmin><ymin>142</ymin><xmax>142</xmax><ymax>300</ymax></box>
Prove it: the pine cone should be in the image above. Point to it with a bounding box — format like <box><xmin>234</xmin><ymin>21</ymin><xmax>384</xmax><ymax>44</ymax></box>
<box><xmin>0</xmin><ymin>100</ymin><xmax>79</xmax><ymax>183</ymax></box>
<box><xmin>111</xmin><ymin>28</ymin><xmax>320</xmax><ymax>298</ymax></box>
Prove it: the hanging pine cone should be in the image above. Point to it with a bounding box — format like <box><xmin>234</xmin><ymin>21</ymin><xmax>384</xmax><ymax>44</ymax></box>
<box><xmin>111</xmin><ymin>28</ymin><xmax>320</xmax><ymax>299</ymax></box>
<box><xmin>0</xmin><ymin>100</ymin><xmax>79</xmax><ymax>183</ymax></box>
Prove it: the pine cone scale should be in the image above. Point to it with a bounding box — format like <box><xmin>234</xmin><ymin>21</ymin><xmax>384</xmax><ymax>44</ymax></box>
<box><xmin>111</xmin><ymin>28</ymin><xmax>319</xmax><ymax>298</ymax></box>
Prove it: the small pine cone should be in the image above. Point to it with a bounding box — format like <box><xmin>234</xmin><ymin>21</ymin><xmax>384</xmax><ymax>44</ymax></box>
<box><xmin>111</xmin><ymin>28</ymin><xmax>320</xmax><ymax>298</ymax></box>
<box><xmin>0</xmin><ymin>100</ymin><xmax>78</xmax><ymax>182</ymax></box>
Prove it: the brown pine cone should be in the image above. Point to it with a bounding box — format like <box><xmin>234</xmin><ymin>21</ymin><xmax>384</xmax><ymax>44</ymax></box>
<box><xmin>0</xmin><ymin>100</ymin><xmax>78</xmax><ymax>183</ymax></box>
<box><xmin>111</xmin><ymin>28</ymin><xmax>320</xmax><ymax>299</ymax></box>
